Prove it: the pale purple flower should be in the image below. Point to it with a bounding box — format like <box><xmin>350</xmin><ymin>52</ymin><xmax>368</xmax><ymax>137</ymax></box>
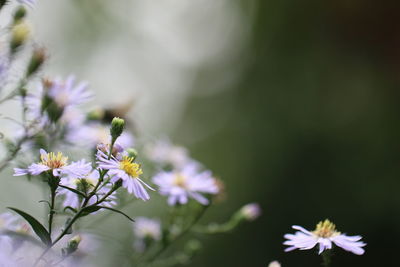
<box><xmin>97</xmin><ymin>150</ymin><xmax>154</xmax><ymax>201</ymax></box>
<box><xmin>144</xmin><ymin>138</ymin><xmax>193</xmax><ymax>169</ymax></box>
<box><xmin>284</xmin><ymin>219</ymin><xmax>366</xmax><ymax>255</ymax></box>
<box><xmin>59</xmin><ymin>171</ymin><xmax>117</xmax><ymax>209</ymax></box>
<box><xmin>133</xmin><ymin>217</ymin><xmax>161</xmax><ymax>251</ymax></box>
<box><xmin>239</xmin><ymin>203</ymin><xmax>261</xmax><ymax>221</ymax></box>
<box><xmin>25</xmin><ymin>75</ymin><xmax>92</xmax><ymax>123</ymax></box>
<box><xmin>13</xmin><ymin>149</ymin><xmax>92</xmax><ymax>178</ymax></box>
<box><xmin>152</xmin><ymin>163</ymin><xmax>219</xmax><ymax>206</ymax></box>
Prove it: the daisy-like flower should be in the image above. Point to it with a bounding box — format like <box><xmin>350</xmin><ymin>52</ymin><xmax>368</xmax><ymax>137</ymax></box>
<box><xmin>144</xmin><ymin>138</ymin><xmax>193</xmax><ymax>169</ymax></box>
<box><xmin>133</xmin><ymin>217</ymin><xmax>161</xmax><ymax>251</ymax></box>
<box><xmin>13</xmin><ymin>149</ymin><xmax>92</xmax><ymax>178</ymax></box>
<box><xmin>45</xmin><ymin>75</ymin><xmax>92</xmax><ymax>109</ymax></box>
<box><xmin>284</xmin><ymin>219</ymin><xmax>366</xmax><ymax>255</ymax></box>
<box><xmin>152</xmin><ymin>163</ymin><xmax>219</xmax><ymax>206</ymax></box>
<box><xmin>59</xmin><ymin>171</ymin><xmax>117</xmax><ymax>209</ymax></box>
<box><xmin>25</xmin><ymin>76</ymin><xmax>92</xmax><ymax>123</ymax></box>
<box><xmin>97</xmin><ymin>150</ymin><xmax>154</xmax><ymax>201</ymax></box>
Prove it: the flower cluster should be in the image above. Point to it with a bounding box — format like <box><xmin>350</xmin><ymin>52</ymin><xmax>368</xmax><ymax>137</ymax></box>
<box><xmin>0</xmin><ymin>2</ymin><xmax>372</xmax><ymax>267</ymax></box>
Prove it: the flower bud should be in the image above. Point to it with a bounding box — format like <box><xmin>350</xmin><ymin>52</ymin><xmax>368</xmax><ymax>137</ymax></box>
<box><xmin>110</xmin><ymin>117</ymin><xmax>125</xmax><ymax>142</ymax></box>
<box><xmin>184</xmin><ymin>239</ymin><xmax>202</xmax><ymax>255</ymax></box>
<box><xmin>126</xmin><ymin>148</ymin><xmax>138</xmax><ymax>160</ymax></box>
<box><xmin>10</xmin><ymin>21</ymin><xmax>30</xmax><ymax>53</ymax></box>
<box><xmin>87</xmin><ymin>108</ymin><xmax>105</xmax><ymax>121</ymax></box>
<box><xmin>62</xmin><ymin>235</ymin><xmax>81</xmax><ymax>256</ymax></box>
<box><xmin>238</xmin><ymin>203</ymin><xmax>261</xmax><ymax>221</ymax></box>
<box><xmin>27</xmin><ymin>47</ymin><xmax>46</xmax><ymax>77</ymax></box>
<box><xmin>13</xmin><ymin>6</ymin><xmax>26</xmax><ymax>23</ymax></box>
<box><xmin>268</xmin><ymin>261</ymin><xmax>281</xmax><ymax>267</ymax></box>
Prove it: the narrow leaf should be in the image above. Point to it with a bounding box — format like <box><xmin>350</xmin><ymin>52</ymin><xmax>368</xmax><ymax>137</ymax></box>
<box><xmin>63</xmin><ymin>206</ymin><xmax>77</xmax><ymax>213</ymax></box>
<box><xmin>99</xmin><ymin>206</ymin><xmax>135</xmax><ymax>222</ymax></box>
<box><xmin>79</xmin><ymin>205</ymin><xmax>102</xmax><ymax>217</ymax></box>
<box><xmin>7</xmin><ymin>207</ymin><xmax>51</xmax><ymax>245</ymax></box>
<box><xmin>58</xmin><ymin>185</ymin><xmax>87</xmax><ymax>198</ymax></box>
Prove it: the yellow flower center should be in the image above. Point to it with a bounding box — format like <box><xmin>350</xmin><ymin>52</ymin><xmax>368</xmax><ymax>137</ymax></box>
<box><xmin>313</xmin><ymin>219</ymin><xmax>340</xmax><ymax>238</ymax></box>
<box><xmin>41</xmin><ymin>152</ymin><xmax>68</xmax><ymax>169</ymax></box>
<box><xmin>119</xmin><ymin>156</ymin><xmax>143</xmax><ymax>178</ymax></box>
<box><xmin>173</xmin><ymin>174</ymin><xmax>187</xmax><ymax>188</ymax></box>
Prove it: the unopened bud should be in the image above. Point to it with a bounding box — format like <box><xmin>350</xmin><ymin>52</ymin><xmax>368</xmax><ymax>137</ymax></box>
<box><xmin>13</xmin><ymin>6</ymin><xmax>26</xmax><ymax>23</ymax></box>
<box><xmin>110</xmin><ymin>117</ymin><xmax>125</xmax><ymax>142</ymax></box>
<box><xmin>184</xmin><ymin>239</ymin><xmax>202</xmax><ymax>255</ymax></box>
<box><xmin>87</xmin><ymin>108</ymin><xmax>105</xmax><ymax>121</ymax></box>
<box><xmin>126</xmin><ymin>148</ymin><xmax>138</xmax><ymax>160</ymax></box>
<box><xmin>268</xmin><ymin>261</ymin><xmax>281</xmax><ymax>267</ymax></box>
<box><xmin>62</xmin><ymin>235</ymin><xmax>81</xmax><ymax>256</ymax></box>
<box><xmin>27</xmin><ymin>47</ymin><xmax>46</xmax><ymax>76</ymax></box>
<box><xmin>238</xmin><ymin>203</ymin><xmax>261</xmax><ymax>221</ymax></box>
<box><xmin>10</xmin><ymin>21</ymin><xmax>29</xmax><ymax>53</ymax></box>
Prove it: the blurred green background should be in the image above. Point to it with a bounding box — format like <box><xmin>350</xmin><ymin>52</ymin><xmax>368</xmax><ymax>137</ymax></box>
<box><xmin>4</xmin><ymin>0</ymin><xmax>400</xmax><ymax>266</ymax></box>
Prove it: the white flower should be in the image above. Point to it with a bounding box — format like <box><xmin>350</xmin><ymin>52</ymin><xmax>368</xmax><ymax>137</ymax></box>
<box><xmin>133</xmin><ymin>217</ymin><xmax>161</xmax><ymax>240</ymax></box>
<box><xmin>284</xmin><ymin>219</ymin><xmax>366</xmax><ymax>255</ymax></box>
<box><xmin>268</xmin><ymin>261</ymin><xmax>281</xmax><ymax>267</ymax></box>
<box><xmin>153</xmin><ymin>163</ymin><xmax>219</xmax><ymax>206</ymax></box>
<box><xmin>133</xmin><ymin>217</ymin><xmax>161</xmax><ymax>251</ymax></box>
<box><xmin>144</xmin><ymin>138</ymin><xmax>193</xmax><ymax>169</ymax></box>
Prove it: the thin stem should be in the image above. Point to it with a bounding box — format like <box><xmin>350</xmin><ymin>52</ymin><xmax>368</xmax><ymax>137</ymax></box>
<box><xmin>142</xmin><ymin>204</ymin><xmax>209</xmax><ymax>264</ymax></box>
<box><xmin>321</xmin><ymin>250</ymin><xmax>332</xmax><ymax>267</ymax></box>
<box><xmin>48</xmin><ymin>187</ymin><xmax>56</xmax><ymax>236</ymax></box>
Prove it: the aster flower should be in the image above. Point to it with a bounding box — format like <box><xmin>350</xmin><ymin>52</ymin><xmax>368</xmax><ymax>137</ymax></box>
<box><xmin>133</xmin><ymin>217</ymin><xmax>161</xmax><ymax>251</ymax></box>
<box><xmin>144</xmin><ymin>138</ymin><xmax>193</xmax><ymax>169</ymax></box>
<box><xmin>152</xmin><ymin>163</ymin><xmax>219</xmax><ymax>206</ymax></box>
<box><xmin>97</xmin><ymin>150</ymin><xmax>154</xmax><ymax>201</ymax></box>
<box><xmin>284</xmin><ymin>219</ymin><xmax>366</xmax><ymax>255</ymax></box>
<box><xmin>25</xmin><ymin>75</ymin><xmax>92</xmax><ymax>123</ymax></box>
<box><xmin>59</xmin><ymin>171</ymin><xmax>117</xmax><ymax>209</ymax></box>
<box><xmin>13</xmin><ymin>149</ymin><xmax>92</xmax><ymax>178</ymax></box>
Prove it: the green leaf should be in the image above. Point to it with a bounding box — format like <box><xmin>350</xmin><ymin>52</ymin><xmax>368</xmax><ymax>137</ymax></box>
<box><xmin>79</xmin><ymin>205</ymin><xmax>102</xmax><ymax>217</ymax></box>
<box><xmin>63</xmin><ymin>206</ymin><xmax>77</xmax><ymax>213</ymax></box>
<box><xmin>7</xmin><ymin>207</ymin><xmax>51</xmax><ymax>245</ymax></box>
<box><xmin>99</xmin><ymin>206</ymin><xmax>135</xmax><ymax>222</ymax></box>
<box><xmin>58</xmin><ymin>185</ymin><xmax>87</xmax><ymax>198</ymax></box>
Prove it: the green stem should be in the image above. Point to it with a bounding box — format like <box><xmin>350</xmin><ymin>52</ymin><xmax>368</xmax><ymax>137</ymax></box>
<box><xmin>142</xmin><ymin>205</ymin><xmax>209</xmax><ymax>265</ymax></box>
<box><xmin>321</xmin><ymin>250</ymin><xmax>332</xmax><ymax>267</ymax></box>
<box><xmin>48</xmin><ymin>186</ymin><xmax>56</xmax><ymax>236</ymax></box>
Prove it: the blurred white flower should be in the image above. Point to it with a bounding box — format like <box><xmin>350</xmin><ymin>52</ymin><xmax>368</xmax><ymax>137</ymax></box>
<box><xmin>133</xmin><ymin>217</ymin><xmax>161</xmax><ymax>251</ymax></box>
<box><xmin>153</xmin><ymin>163</ymin><xmax>218</xmax><ymax>205</ymax></box>
<box><xmin>144</xmin><ymin>138</ymin><xmax>192</xmax><ymax>169</ymax></box>
<box><xmin>268</xmin><ymin>261</ymin><xmax>281</xmax><ymax>267</ymax></box>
